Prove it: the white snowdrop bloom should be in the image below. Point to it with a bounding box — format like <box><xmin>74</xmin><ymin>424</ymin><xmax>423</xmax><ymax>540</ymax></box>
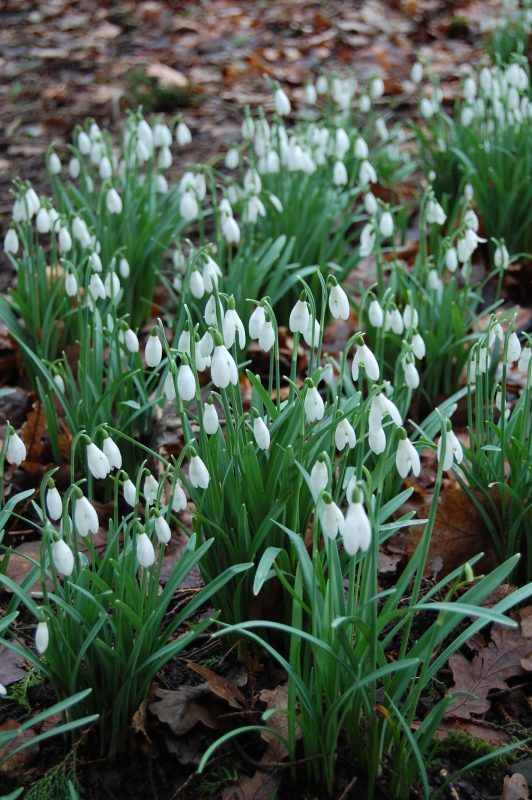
<box><xmin>104</xmin><ymin>272</ymin><xmax>120</xmax><ymax>299</ymax></box>
<box><xmin>90</xmin><ymin>141</ymin><xmax>103</xmax><ymax>165</ymax></box>
<box><xmin>72</xmin><ymin>216</ymin><xmax>91</xmax><ymax>246</ymax></box>
<box><xmin>155</xmin><ymin>516</ymin><xmax>171</xmax><ymax>544</ymax></box>
<box><xmin>203</xmin><ymin>400</ymin><xmax>219</xmax><ymax>436</ymax></box>
<box><xmin>243</xmin><ymin>169</ymin><xmax>262</xmax><ymax>194</ymax></box>
<box><xmin>420</xmin><ymin>97</ymin><xmax>435</xmax><ymax>118</ymax></box>
<box><xmin>335</xmin><ymin>128</ymin><xmax>350</xmax><ymax>159</ymax></box>
<box><xmin>488</xmin><ymin>322</ymin><xmax>504</xmax><ymax>347</ymax></box>
<box><xmin>304</xmin><ymin>385</ymin><xmax>325</xmax><ymax>423</ymax></box>
<box><xmin>506</xmin><ymin>332</ymin><xmax>521</xmax><ymax>363</ymax></box>
<box><xmin>259</xmin><ymin>318</ymin><xmax>275</xmax><ymax>352</ymax></box>
<box><xmin>203</xmin><ymin>256</ymin><xmax>223</xmax><ymax>294</ymax></box>
<box><xmin>223</xmin><ymin>306</ymin><xmax>246</xmax><ymax>350</ymax></box>
<box><xmin>445</xmin><ymin>246</ymin><xmax>458</xmax><ymax>273</ymax></box>
<box><xmin>369</xmin><ymin>393</ymin><xmax>402</xmax><ymax>435</ymax></box>
<box><xmin>177</xmin><ymin>363</ymin><xmax>196</xmax><ymax>401</ymax></box>
<box><xmin>321</xmin><ymin>498</ymin><xmax>344</xmax><ymax>540</ymax></box>
<box><xmin>177</xmin><ymin>329</ymin><xmax>191</xmax><ymax>356</ymax></box>
<box><xmin>241</xmin><ymin>116</ymin><xmax>255</xmax><ymax>140</ymax></box>
<box><xmin>158</xmin><ymin>146</ymin><xmax>172</xmax><ymax>170</ymax></box>
<box><xmin>274</xmin><ymin>87</ymin><xmax>291</xmax><ymax>116</ymax></box>
<box><xmin>303</xmin><ymin>316</ymin><xmax>320</xmax><ymax>347</ymax></box>
<box><xmin>396</xmin><ymin>436</ymin><xmax>421</xmax><ymax>479</ymax></box>
<box><xmin>289</xmin><ymin>299</ymin><xmax>310</xmax><ymax>335</ymax></box>
<box><xmin>359</xmin><ymin>223</ymin><xmax>376</xmax><ymax>257</ymax></box>
<box><xmin>354</xmin><ymin>136</ymin><xmax>369</xmax><ymax>160</ymax></box>
<box><xmin>316</xmin><ymin>75</ymin><xmax>328</xmax><ymax>94</ymax></box>
<box><xmin>402</xmin><ymin>358</ymin><xmax>420</xmax><ymax>389</ymax></box>
<box><xmin>304</xmin><ymin>82</ymin><xmax>317</xmax><ymax>104</ymax></box>
<box><xmin>199</xmin><ymin>330</ymin><xmax>214</xmax><ymax>359</ymax></box>
<box><xmin>253</xmin><ymin>416</ymin><xmax>270</xmax><ymax>451</ymax></box>
<box><xmin>190</xmin><ymin>270</ymin><xmax>205</xmax><ymax>299</ymax></box>
<box><xmin>244</xmin><ymin>195</ymin><xmax>266</xmax><ymax>223</ymax></box>
<box><xmin>222</xmin><ymin>214</ymin><xmax>240</xmax><ymax>244</ymax></box>
<box><xmin>0</xmin><ymin>683</ymin><xmax>7</xmax><ymax>698</ymax></box>
<box><xmin>359</xmin><ymin>94</ymin><xmax>371</xmax><ymax>112</ymax></box>
<box><xmin>310</xmin><ymin>459</ymin><xmax>329</xmax><ymax>498</ymax></box>
<box><xmin>390</xmin><ymin>308</ymin><xmax>404</xmax><ymax>335</ymax></box>
<box><xmin>142</xmin><ymin>474</ymin><xmax>158</xmax><ymax>506</ymax></box>
<box><xmin>463</xmin><ymin>76</ymin><xmax>477</xmax><ymax>101</ymax></box>
<box><xmin>379</xmin><ymin>211</ymin><xmax>394</xmax><ymax>238</ymax></box>
<box><xmin>89</xmin><ymin>252</ymin><xmax>102</xmax><ymax>274</ymax></box>
<box><xmin>145</xmin><ymin>332</ymin><xmax>163</xmax><ymax>368</ymax></box>
<box><xmin>376</xmin><ymin>117</ymin><xmax>388</xmax><ymax>141</ymax></box>
<box><xmin>364</xmin><ymin>192</ymin><xmax>378</xmax><ymax>215</ymax></box>
<box><xmin>64</xmin><ymin>272</ymin><xmax>78</xmax><ymax>297</ymax></box>
<box><xmin>87</xmin><ymin>442</ymin><xmax>111</xmax><ymax>479</ymax></box>
<box><xmin>412</xmin><ymin>332</ymin><xmax>426</xmax><ymax>360</ymax></box>
<box><xmin>411</xmin><ymin>62</ymin><xmax>423</xmax><ymax>83</ymax></box>
<box><xmin>123</xmin><ymin>479</ymin><xmax>137</xmax><ymax>507</ymax></box>
<box><xmin>25</xmin><ymin>187</ymin><xmax>40</xmax><ymax>216</ymax></box>
<box><xmin>46</xmin><ymin>486</ymin><xmax>62</xmax><ymax>520</ymax></box>
<box><xmin>464</xmin><ymin>208</ymin><xmax>479</xmax><ymax>232</ymax></box>
<box><xmin>176</xmin><ymin>120</ymin><xmax>192</xmax><ymax>146</ymax></box>
<box><xmin>265</xmin><ymin>151</ymin><xmax>281</xmax><ymax>174</ymax></box>
<box><xmin>69</xmin><ymin>157</ymin><xmax>80</xmax><ymax>179</ymax></box>
<box><xmin>48</xmin><ymin>208</ymin><xmax>60</xmax><ymax>231</ymax></box>
<box><xmin>153</xmin><ymin>123</ymin><xmax>172</xmax><ymax>147</ymax></box>
<box><xmin>137</xmin><ymin>119</ymin><xmax>154</xmax><ymax>151</ymax></box>
<box><xmin>5</xmin><ymin>431</ymin><xmax>25</xmax><ymax>466</ymax></box>
<box><xmin>428</xmin><ymin>269</ymin><xmax>443</xmax><ymax>293</ymax></box>
<box><xmin>368</xmin><ymin>298</ymin><xmax>384</xmax><ymax>328</ymax></box>
<box><xmin>137</xmin><ymin>533</ymin><xmax>156</xmax><ymax>568</ymax></box>
<box><xmin>370</xmin><ymin>76</ymin><xmax>384</xmax><ymax>99</ymax></box>
<box><xmin>106</xmin><ymin>188</ymin><xmax>123</xmax><ymax>215</ymax></box>
<box><xmin>124</xmin><ymin>328</ymin><xmax>139</xmax><ymax>354</ymax></box>
<box><xmin>437</xmin><ymin>428</ymin><xmax>463</xmax><ymax>471</ymax></box>
<box><xmin>3</xmin><ymin>229</ymin><xmax>19</xmax><ymax>255</ymax></box>
<box><xmin>171</xmin><ymin>480</ymin><xmax>187</xmax><ymax>512</ymax></box>
<box><xmin>74</xmin><ymin>496</ymin><xmax>99</xmax><ymax>536</ymax></box>
<box><xmin>335</xmin><ymin>418</ymin><xmax>356</xmax><ymax>451</ymax></box>
<box><xmin>189</xmin><ymin>453</ymin><xmax>210</xmax><ymax>489</ymax></box>
<box><xmin>359</xmin><ymin>159</ymin><xmax>377</xmax><ymax>185</ymax></box>
<box><xmin>78</xmin><ymin>130</ymin><xmax>91</xmax><ymax>154</ymax></box>
<box><xmin>88</xmin><ymin>273</ymin><xmax>106</xmax><ymax>301</ymax></box>
<box><xmin>426</xmin><ymin>199</ymin><xmax>447</xmax><ymax>226</ymax></box>
<box><xmin>464</xmin><ymin>183</ymin><xmax>474</xmax><ymax>201</ymax></box>
<box><xmin>479</xmin><ymin>67</ymin><xmax>492</xmax><ymax>94</ymax></box>
<box><xmin>249</xmin><ymin>305</ymin><xmax>266</xmax><ymax>340</ymax></box>
<box><xmin>35</xmin><ymin>621</ymin><xmax>49</xmax><ymax>655</ymax></box>
<box><xmin>369</xmin><ymin>425</ymin><xmax>386</xmax><ymax>454</ymax></box>
<box><xmin>352</xmin><ymin>343</ymin><xmax>379</xmax><ymax>382</ymax></box>
<box><xmin>329</xmin><ymin>283</ymin><xmax>349</xmax><ymax>320</ymax></box>
<box><xmin>164</xmin><ymin>370</ymin><xmax>176</xmax><ymax>401</ymax></box>
<box><xmin>341</xmin><ymin>501</ymin><xmax>371</xmax><ymax>555</ymax></box>
<box><xmin>180</xmin><ymin>192</ymin><xmax>199</xmax><ymax>222</ymax></box>
<box><xmin>460</xmin><ymin>106</ymin><xmax>475</xmax><ymax>127</ymax></box>
<box><xmin>518</xmin><ymin>345</ymin><xmax>531</xmax><ymax>373</ymax></box>
<box><xmin>457</xmin><ymin>228</ymin><xmax>486</xmax><ymax>263</ymax></box>
<box><xmin>211</xmin><ymin>344</ymin><xmax>238</xmax><ymax>388</ymax></box>
<box><xmin>36</xmin><ymin>207</ymin><xmax>51</xmax><ymax>234</ymax></box>
<box><xmin>58</xmin><ymin>227</ymin><xmax>73</xmax><ymax>254</ymax></box>
<box><xmin>52</xmin><ymin>538</ymin><xmax>74</xmax><ymax>577</ymax></box>
<box><xmin>103</xmin><ymin>436</ymin><xmax>122</xmax><ymax>470</ymax></box>
<box><xmin>494</xmin><ymin>243</ymin><xmax>510</xmax><ymax>270</ymax></box>
<box><xmin>204</xmin><ymin>295</ymin><xmax>222</xmax><ymax>326</ymax></box>
<box><xmin>99</xmin><ymin>156</ymin><xmax>112</xmax><ymax>179</ymax></box>
<box><xmin>333</xmin><ymin>161</ymin><xmax>348</xmax><ymax>186</ymax></box>
<box><xmin>402</xmin><ymin>305</ymin><xmax>419</xmax><ymax>330</ymax></box>
<box><xmin>225</xmin><ymin>148</ymin><xmax>239</xmax><ymax>169</ymax></box>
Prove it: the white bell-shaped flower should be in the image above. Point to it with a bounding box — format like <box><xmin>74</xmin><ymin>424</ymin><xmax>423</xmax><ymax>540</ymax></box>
<box><xmin>203</xmin><ymin>400</ymin><xmax>219</xmax><ymax>435</ymax></box>
<box><xmin>359</xmin><ymin>223</ymin><xmax>376</xmax><ymax>257</ymax></box>
<box><xmin>155</xmin><ymin>516</ymin><xmax>171</xmax><ymax>544</ymax></box>
<box><xmin>74</xmin><ymin>495</ymin><xmax>99</xmax><ymax>536</ymax></box>
<box><xmin>352</xmin><ymin>342</ymin><xmax>379</xmax><ymax>381</ymax></box>
<box><xmin>506</xmin><ymin>332</ymin><xmax>521</xmax><ymax>364</ymax></box>
<box><xmin>359</xmin><ymin>160</ymin><xmax>377</xmax><ymax>185</ymax></box>
<box><xmin>86</xmin><ymin>442</ymin><xmax>110</xmax><ymax>479</ymax></box>
<box><xmin>321</xmin><ymin>496</ymin><xmax>344</xmax><ymax>540</ymax></box>
<box><xmin>4</xmin><ymin>229</ymin><xmax>19</xmax><ymax>255</ymax></box>
<box><xmin>426</xmin><ymin>199</ymin><xmax>446</xmax><ymax>226</ymax></box>
<box><xmin>143</xmin><ymin>474</ymin><xmax>159</xmax><ymax>506</ymax></box>
<box><xmin>65</xmin><ymin>272</ymin><xmax>78</xmax><ymax>297</ymax></box>
<box><xmin>103</xmin><ymin>436</ymin><xmax>122</xmax><ymax>470</ymax></box>
<box><xmin>123</xmin><ymin>479</ymin><xmax>137</xmax><ymax>507</ymax></box>
<box><xmin>445</xmin><ymin>246</ymin><xmax>458</xmax><ymax>273</ymax></box>
<box><xmin>58</xmin><ymin>227</ymin><xmax>73</xmax><ymax>254</ymax></box>
<box><xmin>333</xmin><ymin>161</ymin><xmax>348</xmax><ymax>186</ymax></box>
<box><xmin>52</xmin><ymin>538</ymin><xmax>75</xmax><ymax>577</ymax></box>
<box><xmin>368</xmin><ymin>298</ymin><xmax>384</xmax><ymax>328</ymax></box>
<box><xmin>258</xmin><ymin>318</ymin><xmax>275</xmax><ymax>352</ymax></box>
<box><xmin>190</xmin><ymin>270</ymin><xmax>205</xmax><ymax>299</ymax></box>
<box><xmin>124</xmin><ymin>329</ymin><xmax>139</xmax><ymax>353</ymax></box>
<box><xmin>176</xmin><ymin>120</ymin><xmax>192</xmax><ymax>146</ymax></box>
<box><xmin>171</xmin><ymin>480</ymin><xmax>187</xmax><ymax>512</ymax></box>
<box><xmin>46</xmin><ymin>486</ymin><xmax>62</xmax><ymax>520</ymax></box>
<box><xmin>369</xmin><ymin>425</ymin><xmax>386</xmax><ymax>454</ymax></box>
<box><xmin>253</xmin><ymin>415</ymin><xmax>270</xmax><ymax>451</ymax></box>
<box><xmin>335</xmin><ymin>418</ymin><xmax>356</xmax><ymax>451</ymax></box>
<box><xmin>411</xmin><ymin>332</ymin><xmax>426</xmax><ymax>360</ymax></box>
<box><xmin>106</xmin><ymin>188</ymin><xmax>123</xmax><ymax>215</ymax></box>
<box><xmin>177</xmin><ymin>362</ymin><xmax>196</xmax><ymax>401</ymax></box>
<box><xmin>289</xmin><ymin>298</ymin><xmax>310</xmax><ymax>335</ymax></box>
<box><xmin>145</xmin><ymin>331</ymin><xmax>163</xmax><ymax>368</ymax></box>
<box><xmin>341</xmin><ymin>500</ymin><xmax>371</xmax><ymax>555</ymax></box>
<box><xmin>189</xmin><ymin>452</ymin><xmax>210</xmax><ymax>489</ymax></box>
<box><xmin>223</xmin><ymin>303</ymin><xmax>246</xmax><ymax>349</ymax></box>
<box><xmin>164</xmin><ymin>371</ymin><xmax>176</xmax><ymax>401</ymax></box>
<box><xmin>328</xmin><ymin>282</ymin><xmax>349</xmax><ymax>320</ymax></box>
<box><xmin>494</xmin><ymin>243</ymin><xmax>510</xmax><ymax>270</ymax></box>
<box><xmin>137</xmin><ymin>532</ymin><xmax>156</xmax><ymax>568</ymax></box>
<box><xmin>402</xmin><ymin>358</ymin><xmax>420</xmax><ymax>389</ymax></box>
<box><xmin>88</xmin><ymin>273</ymin><xmax>106</xmax><ymax>301</ymax></box>
<box><xmin>249</xmin><ymin>306</ymin><xmax>266</xmax><ymax>340</ymax></box>
<box><xmin>437</xmin><ymin>426</ymin><xmax>464</xmax><ymax>471</ymax></box>
<box><xmin>35</xmin><ymin>620</ymin><xmax>49</xmax><ymax>655</ymax></box>
<box><xmin>310</xmin><ymin>457</ymin><xmax>329</xmax><ymax>498</ymax></box>
<box><xmin>6</xmin><ymin>431</ymin><xmax>26</xmax><ymax>466</ymax></box>
<box><xmin>274</xmin><ymin>88</ymin><xmax>291</xmax><ymax>116</ymax></box>
<box><xmin>379</xmin><ymin>211</ymin><xmax>394</xmax><ymax>239</ymax></box>
<box><xmin>304</xmin><ymin>383</ymin><xmax>325</xmax><ymax>423</ymax></box>
<box><xmin>396</xmin><ymin>432</ymin><xmax>421</xmax><ymax>478</ymax></box>
<box><xmin>180</xmin><ymin>191</ymin><xmax>199</xmax><ymax>222</ymax></box>
<box><xmin>211</xmin><ymin>344</ymin><xmax>238</xmax><ymax>388</ymax></box>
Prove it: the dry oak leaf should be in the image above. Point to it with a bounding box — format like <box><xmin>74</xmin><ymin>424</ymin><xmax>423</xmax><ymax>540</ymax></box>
<box><xmin>446</xmin><ymin>625</ymin><xmax>529</xmax><ymax>720</ymax></box>
<box><xmin>501</xmin><ymin>773</ymin><xmax>529</xmax><ymax>800</ymax></box>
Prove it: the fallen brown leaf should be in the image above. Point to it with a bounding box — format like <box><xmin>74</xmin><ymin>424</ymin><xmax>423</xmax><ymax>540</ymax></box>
<box><xmin>186</xmin><ymin>662</ymin><xmax>246</xmax><ymax>709</ymax></box>
<box><xmin>146</xmin><ymin>62</ymin><xmax>188</xmax><ymax>88</ymax></box>
<box><xmin>500</xmin><ymin>773</ymin><xmax>529</xmax><ymax>800</ymax></box>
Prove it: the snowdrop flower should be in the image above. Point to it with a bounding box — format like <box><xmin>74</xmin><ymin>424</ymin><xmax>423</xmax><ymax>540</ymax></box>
<box><xmin>506</xmin><ymin>332</ymin><xmax>521</xmax><ymax>363</ymax></box>
<box><xmin>464</xmin><ymin>208</ymin><xmax>479</xmax><ymax>232</ymax></box>
<box><xmin>420</xmin><ymin>97</ymin><xmax>435</xmax><ymax>118</ymax></box>
<box><xmin>303</xmin><ymin>316</ymin><xmax>320</xmax><ymax>348</ymax></box>
<box><xmin>74</xmin><ymin>495</ymin><xmax>99</xmax><ymax>537</ymax></box>
<box><xmin>87</xmin><ymin>442</ymin><xmax>111</xmax><ymax>479</ymax></box>
<box><xmin>402</xmin><ymin>304</ymin><xmax>419</xmax><ymax>330</ymax></box>
<box><xmin>102</xmin><ymin>436</ymin><xmax>122</xmax><ymax>470</ymax></box>
<box><xmin>379</xmin><ymin>211</ymin><xmax>394</xmax><ymax>238</ymax></box>
<box><xmin>52</xmin><ymin>538</ymin><xmax>74</xmax><ymax>577</ymax></box>
<box><xmin>199</xmin><ymin>330</ymin><xmax>214</xmax><ymax>359</ymax></box>
<box><xmin>71</xmin><ymin>216</ymin><xmax>91</xmax><ymax>247</ymax></box>
<box><xmin>370</xmin><ymin>76</ymin><xmax>384</xmax><ymax>99</ymax></box>
<box><xmin>457</xmin><ymin>228</ymin><xmax>486</xmax><ymax>263</ymax></box>
<box><xmin>176</xmin><ymin>120</ymin><xmax>192</xmax><ymax>146</ymax></box>
<box><xmin>203</xmin><ymin>398</ymin><xmax>219</xmax><ymax>435</ymax></box>
<box><xmin>35</xmin><ymin>620</ymin><xmax>49</xmax><ymax>655</ymax></box>
<box><xmin>4</xmin><ymin>228</ymin><xmax>19</xmax><ymax>255</ymax></box>
<box><xmin>402</xmin><ymin>357</ymin><xmax>420</xmax><ymax>389</ymax></box>
<box><xmin>352</xmin><ymin>340</ymin><xmax>379</xmax><ymax>382</ymax></box>
<box><xmin>119</xmin><ymin>257</ymin><xmax>130</xmax><ymax>279</ymax></box>
<box><xmin>106</xmin><ymin>188</ymin><xmax>123</xmax><ymax>215</ymax></box>
<box><xmin>253</xmin><ymin>414</ymin><xmax>270</xmax><ymax>451</ymax></box>
<box><xmin>259</xmin><ymin>316</ymin><xmax>275</xmax><ymax>352</ymax></box>
<box><xmin>460</xmin><ymin>106</ymin><xmax>475</xmax><ymax>127</ymax></box>
<box><xmin>137</xmin><ymin>532</ymin><xmax>156</xmax><ymax>568</ymax></box>
<box><xmin>321</xmin><ymin>495</ymin><xmax>344</xmax><ymax>540</ymax></box>
<box><xmin>354</xmin><ymin>137</ymin><xmax>369</xmax><ymax>159</ymax></box>
<box><xmin>494</xmin><ymin>242</ymin><xmax>510</xmax><ymax>270</ymax></box>
<box><xmin>155</xmin><ymin>516</ymin><xmax>171</xmax><ymax>544</ymax></box>
<box><xmin>335</xmin><ymin>128</ymin><xmax>350</xmax><ymax>159</ymax></box>
<box><xmin>124</xmin><ymin>328</ymin><xmax>139</xmax><ymax>353</ymax></box>
<box><xmin>177</xmin><ymin>361</ymin><xmax>196</xmax><ymax>401</ymax></box>
<box><xmin>518</xmin><ymin>344</ymin><xmax>531</xmax><ymax>373</ymax></box>
<box><xmin>369</xmin><ymin>425</ymin><xmax>386</xmax><ymax>455</ymax></box>
<box><xmin>6</xmin><ymin>431</ymin><xmax>26</xmax><ymax>465</ymax></box>
<box><xmin>104</xmin><ymin>271</ymin><xmax>120</xmax><ymax>299</ymax></box>
<box><xmin>158</xmin><ymin>146</ymin><xmax>172</xmax><ymax>169</ymax></box>
<box><xmin>153</xmin><ymin>123</ymin><xmax>172</xmax><ymax>147</ymax></box>
<box><xmin>58</xmin><ymin>227</ymin><xmax>73</xmax><ymax>254</ymax></box>
<box><xmin>341</xmin><ymin>494</ymin><xmax>371</xmax><ymax>555</ymax></box>
<box><xmin>304</xmin><ymin>381</ymin><xmax>325</xmax><ymax>423</ymax></box>
<box><xmin>411</xmin><ymin>62</ymin><xmax>423</xmax><ymax>83</ymax></box>
<box><xmin>88</xmin><ymin>273</ymin><xmax>106</xmax><ymax>301</ymax></box>
<box><xmin>90</xmin><ymin>251</ymin><xmax>103</xmax><ymax>273</ymax></box>
<box><xmin>274</xmin><ymin>87</ymin><xmax>291</xmax><ymax>116</ymax></box>
<box><xmin>244</xmin><ymin>195</ymin><xmax>266</xmax><ymax>223</ymax></box>
<box><xmin>249</xmin><ymin>305</ymin><xmax>266</xmax><ymax>340</ymax></box>
<box><xmin>328</xmin><ymin>279</ymin><xmax>349</xmax><ymax>320</ymax></box>
<box><xmin>36</xmin><ymin>207</ymin><xmax>51</xmax><ymax>234</ymax></box>
<box><xmin>69</xmin><ymin>157</ymin><xmax>80</xmax><ymax>178</ymax></box>
<box><xmin>412</xmin><ymin>332</ymin><xmax>426</xmax><ymax>360</ymax></box>
<box><xmin>426</xmin><ymin>199</ymin><xmax>447</xmax><ymax>226</ymax></box>
<box><xmin>428</xmin><ymin>269</ymin><xmax>443</xmax><ymax>293</ymax></box>
<box><xmin>145</xmin><ymin>330</ymin><xmax>163</xmax><ymax>368</ymax></box>
<box><xmin>225</xmin><ymin>147</ymin><xmax>239</xmax><ymax>169</ymax></box>
<box><xmin>189</xmin><ymin>450</ymin><xmax>210</xmax><ymax>489</ymax></box>
<box><xmin>333</xmin><ymin>160</ymin><xmax>348</xmax><ymax>186</ymax></box>
<box><xmin>164</xmin><ymin>370</ymin><xmax>176</xmax><ymax>401</ymax></box>
<box><xmin>180</xmin><ymin>191</ymin><xmax>199</xmax><ymax>222</ymax></box>
<box><xmin>46</xmin><ymin>485</ymin><xmax>62</xmax><ymax>520</ymax></box>
<box><xmin>289</xmin><ymin>296</ymin><xmax>310</xmax><ymax>335</ymax></box>
<box><xmin>190</xmin><ymin>269</ymin><xmax>205</xmax><ymax>299</ymax></box>
<box><xmin>364</xmin><ymin>192</ymin><xmax>378</xmax><ymax>215</ymax></box>
<box><xmin>202</xmin><ymin>256</ymin><xmax>222</xmax><ymax>294</ymax></box>
<box><xmin>304</xmin><ymin>82</ymin><xmax>317</xmax><ymax>105</ymax></box>
<box><xmin>221</xmin><ymin>214</ymin><xmax>240</xmax><ymax>244</ymax></box>
<box><xmin>335</xmin><ymin>417</ymin><xmax>356</xmax><ymax>451</ymax></box>
<box><xmin>396</xmin><ymin>430</ymin><xmax>421</xmax><ymax>478</ymax></box>
<box><xmin>123</xmin><ymin>479</ymin><xmax>137</xmax><ymax>507</ymax></box>
<box><xmin>171</xmin><ymin>480</ymin><xmax>187</xmax><ymax>512</ymax></box>
<box><xmin>223</xmin><ymin>299</ymin><xmax>246</xmax><ymax>349</ymax></box>
<box><xmin>437</xmin><ymin>423</ymin><xmax>463</xmax><ymax>471</ymax></box>
<box><xmin>99</xmin><ymin>156</ymin><xmax>112</xmax><ymax>179</ymax></box>
<box><xmin>211</xmin><ymin>343</ymin><xmax>238</xmax><ymax>388</ymax></box>
<box><xmin>310</xmin><ymin>456</ymin><xmax>329</xmax><ymax>499</ymax></box>
<box><xmin>445</xmin><ymin>246</ymin><xmax>458</xmax><ymax>273</ymax></box>
<box><xmin>359</xmin><ymin>223</ymin><xmax>376</xmax><ymax>257</ymax></box>
<box><xmin>359</xmin><ymin>159</ymin><xmax>377</xmax><ymax>185</ymax></box>
<box><xmin>78</xmin><ymin>130</ymin><xmax>91</xmax><ymax>154</ymax></box>
<box><xmin>368</xmin><ymin>298</ymin><xmax>384</xmax><ymax>328</ymax></box>
<box><xmin>48</xmin><ymin>151</ymin><xmax>61</xmax><ymax>174</ymax></box>
<box><xmin>143</xmin><ymin>473</ymin><xmax>159</xmax><ymax>506</ymax></box>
